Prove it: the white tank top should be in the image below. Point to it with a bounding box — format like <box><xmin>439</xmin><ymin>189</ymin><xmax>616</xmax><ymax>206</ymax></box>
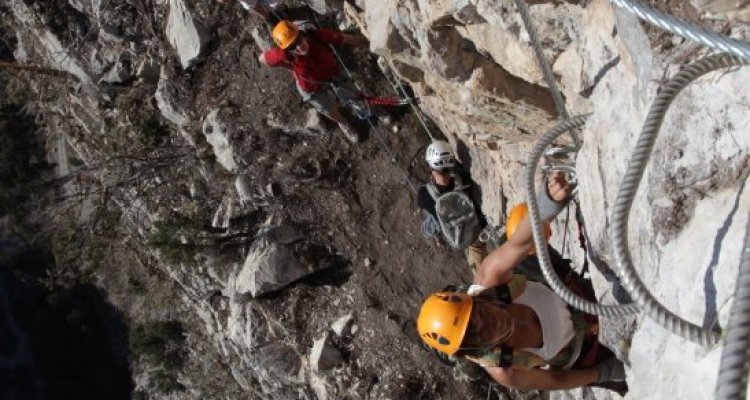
<box><xmin>514</xmin><ymin>281</ymin><xmax>575</xmax><ymax>361</ymax></box>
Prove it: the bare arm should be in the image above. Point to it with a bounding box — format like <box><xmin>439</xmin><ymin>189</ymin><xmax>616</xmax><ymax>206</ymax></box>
<box><xmin>484</xmin><ymin>366</ymin><xmax>599</xmax><ymax>391</ymax></box>
<box><xmin>473</xmin><ymin>172</ymin><xmax>572</xmax><ymax>288</ymax></box>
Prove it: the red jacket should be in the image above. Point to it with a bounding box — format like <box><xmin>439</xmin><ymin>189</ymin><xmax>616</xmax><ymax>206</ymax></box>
<box><xmin>263</xmin><ymin>29</ymin><xmax>344</xmax><ymax>93</ymax></box>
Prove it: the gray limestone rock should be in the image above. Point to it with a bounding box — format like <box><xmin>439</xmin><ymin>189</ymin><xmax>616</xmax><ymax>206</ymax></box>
<box><xmin>166</xmin><ymin>0</ymin><xmax>209</xmax><ymax>69</ymax></box>
<box><xmin>136</xmin><ymin>56</ymin><xmax>160</xmax><ymax>83</ymax></box>
<box><xmin>304</xmin><ymin>0</ymin><xmax>344</xmax><ymax>15</ymax></box>
<box><xmin>202</xmin><ymin>109</ymin><xmax>239</xmax><ymax>173</ymax></box>
<box><xmin>330</xmin><ymin>314</ymin><xmax>354</xmax><ymax>337</ymax></box>
<box><xmin>235</xmin><ymin>175</ymin><xmax>253</xmax><ymax>205</ymax></box>
<box><xmin>690</xmin><ymin>0</ymin><xmax>750</xmax><ymax>21</ymax></box>
<box><xmin>99</xmin><ymin>53</ymin><xmax>133</xmax><ymax>84</ymax></box>
<box><xmin>155</xmin><ymin>70</ymin><xmax>189</xmax><ymax>127</ymax></box>
<box><xmin>235</xmin><ymin>229</ymin><xmax>312</xmax><ymax>298</ymax></box>
<box><xmin>253</xmin><ymin>341</ymin><xmax>303</xmax><ymax>388</ymax></box>
<box><xmin>310</xmin><ymin>332</ymin><xmax>343</xmax><ymax>372</ymax></box>
<box><xmin>99</xmin><ymin>24</ymin><xmax>124</xmax><ymax>43</ymax></box>
<box><xmin>266</xmin><ymin>108</ymin><xmax>328</xmax><ymax>137</ymax></box>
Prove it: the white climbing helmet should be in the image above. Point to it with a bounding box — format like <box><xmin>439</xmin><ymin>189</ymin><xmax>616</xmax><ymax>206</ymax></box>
<box><xmin>425</xmin><ymin>140</ymin><xmax>456</xmax><ymax>170</ymax></box>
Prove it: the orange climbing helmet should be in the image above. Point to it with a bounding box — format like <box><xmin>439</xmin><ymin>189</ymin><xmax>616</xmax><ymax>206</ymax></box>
<box><xmin>507</xmin><ymin>203</ymin><xmax>551</xmax><ymax>254</ymax></box>
<box><xmin>272</xmin><ymin>20</ymin><xmax>300</xmax><ymax>49</ymax></box>
<box><xmin>417</xmin><ymin>292</ymin><xmax>473</xmax><ymax>356</ymax></box>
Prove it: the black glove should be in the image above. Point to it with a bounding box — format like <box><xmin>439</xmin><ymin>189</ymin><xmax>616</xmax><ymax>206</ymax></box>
<box><xmin>596</xmin><ymin>356</ymin><xmax>626</xmax><ymax>383</ymax></box>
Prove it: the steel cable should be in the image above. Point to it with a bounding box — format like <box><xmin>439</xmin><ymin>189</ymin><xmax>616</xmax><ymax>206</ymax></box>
<box><xmin>609</xmin><ymin>0</ymin><xmax>750</xmax><ymax>61</ymax></box>
<box><xmin>525</xmin><ymin>115</ymin><xmax>640</xmax><ymax>317</ymax></box>
<box><xmin>716</xmin><ymin>213</ymin><xmax>750</xmax><ymax>400</ymax></box>
<box><xmin>611</xmin><ymin>53</ymin><xmax>747</xmax><ymax>346</ymax></box>
<box><xmin>513</xmin><ymin>0</ymin><xmax>580</xmax><ymax>149</ymax></box>
<box><xmin>513</xmin><ymin>0</ymin><xmax>570</xmax><ymax>119</ymax></box>
<box><xmin>377</xmin><ymin>58</ymin><xmax>438</xmax><ymax>141</ymax></box>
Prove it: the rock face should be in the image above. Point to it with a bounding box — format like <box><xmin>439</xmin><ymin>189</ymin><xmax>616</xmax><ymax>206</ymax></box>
<box><xmin>309</xmin><ymin>332</ymin><xmax>343</xmax><ymax>372</ymax></box>
<box><xmin>203</xmin><ymin>109</ymin><xmax>240</xmax><ymax>172</ymax></box>
<box><xmin>350</xmin><ymin>1</ymin><xmax>750</xmax><ymax>399</ymax></box>
<box><xmin>166</xmin><ymin>0</ymin><xmax>209</xmax><ymax>69</ymax></box>
<box><xmin>8</xmin><ymin>0</ymin><xmax>92</xmax><ymax>83</ymax></box>
<box><xmin>235</xmin><ymin>226</ymin><xmax>311</xmax><ymax>298</ymax></box>
<box><xmin>690</xmin><ymin>0</ymin><xmax>750</xmax><ymax>21</ymax></box>
<box><xmin>360</xmin><ymin>0</ymin><xmax>566</xmax><ymax>143</ymax></box>
<box><xmin>5</xmin><ymin>0</ymin><xmax>750</xmax><ymax>399</ymax></box>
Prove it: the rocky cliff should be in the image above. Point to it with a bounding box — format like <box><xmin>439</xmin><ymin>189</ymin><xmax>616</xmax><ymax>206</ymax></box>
<box><xmin>1</xmin><ymin>0</ymin><xmax>749</xmax><ymax>399</ymax></box>
<box><xmin>349</xmin><ymin>1</ymin><xmax>750</xmax><ymax>399</ymax></box>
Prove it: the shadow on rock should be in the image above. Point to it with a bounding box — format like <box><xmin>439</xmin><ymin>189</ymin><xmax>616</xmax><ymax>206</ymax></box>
<box><xmin>0</xmin><ymin>242</ymin><xmax>133</xmax><ymax>400</ymax></box>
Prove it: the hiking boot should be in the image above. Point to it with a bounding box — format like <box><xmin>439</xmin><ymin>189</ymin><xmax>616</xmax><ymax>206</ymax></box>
<box><xmin>338</xmin><ymin>123</ymin><xmax>360</xmax><ymax>143</ymax></box>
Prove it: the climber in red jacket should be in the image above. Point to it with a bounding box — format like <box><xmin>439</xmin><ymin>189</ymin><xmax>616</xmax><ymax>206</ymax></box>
<box><xmin>259</xmin><ymin>20</ymin><xmax>367</xmax><ymax>143</ymax></box>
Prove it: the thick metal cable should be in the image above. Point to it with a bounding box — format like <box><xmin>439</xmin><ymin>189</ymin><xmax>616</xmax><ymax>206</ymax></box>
<box><xmin>609</xmin><ymin>0</ymin><xmax>750</xmax><ymax>61</ymax></box>
<box><xmin>611</xmin><ymin>54</ymin><xmax>747</xmax><ymax>346</ymax></box>
<box><xmin>513</xmin><ymin>0</ymin><xmax>570</xmax><ymax>119</ymax></box>
<box><xmin>513</xmin><ymin>0</ymin><xmax>580</xmax><ymax>149</ymax></box>
<box><xmin>716</xmin><ymin>212</ymin><xmax>750</xmax><ymax>400</ymax></box>
<box><xmin>525</xmin><ymin>115</ymin><xmax>640</xmax><ymax>317</ymax></box>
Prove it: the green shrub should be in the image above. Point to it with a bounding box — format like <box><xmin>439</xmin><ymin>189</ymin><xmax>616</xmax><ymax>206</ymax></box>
<box><xmin>130</xmin><ymin>320</ymin><xmax>187</xmax><ymax>394</ymax></box>
<box><xmin>147</xmin><ymin>222</ymin><xmax>199</xmax><ymax>267</ymax></box>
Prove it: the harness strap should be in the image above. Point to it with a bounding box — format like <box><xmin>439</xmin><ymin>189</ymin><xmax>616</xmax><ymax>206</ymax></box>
<box><xmin>464</xmin><ymin>274</ymin><xmax>598</xmax><ymax>371</ymax></box>
<box><xmin>499</xmin><ymin>345</ymin><xmax>514</xmax><ymax>368</ymax></box>
<box><xmin>426</xmin><ymin>182</ymin><xmax>440</xmax><ymax>201</ymax></box>
<box><xmin>492</xmin><ymin>284</ymin><xmax>513</xmax><ymax>305</ymax></box>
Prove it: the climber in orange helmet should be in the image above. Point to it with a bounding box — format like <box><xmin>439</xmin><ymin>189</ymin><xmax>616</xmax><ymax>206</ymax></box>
<box><xmin>417</xmin><ymin>172</ymin><xmax>627</xmax><ymax>393</ymax></box>
<box><xmin>258</xmin><ymin>20</ymin><xmax>368</xmax><ymax>143</ymax></box>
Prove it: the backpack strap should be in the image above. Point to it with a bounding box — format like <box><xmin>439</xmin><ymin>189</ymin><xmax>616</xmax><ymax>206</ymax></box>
<box><xmin>453</xmin><ymin>173</ymin><xmax>463</xmax><ymax>187</ymax></box>
<box><xmin>426</xmin><ymin>182</ymin><xmax>440</xmax><ymax>201</ymax></box>
<box><xmin>505</xmin><ymin>274</ymin><xmax>528</xmax><ymax>300</ymax></box>
<box><xmin>427</xmin><ymin>172</ymin><xmax>467</xmax><ymax>201</ymax></box>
